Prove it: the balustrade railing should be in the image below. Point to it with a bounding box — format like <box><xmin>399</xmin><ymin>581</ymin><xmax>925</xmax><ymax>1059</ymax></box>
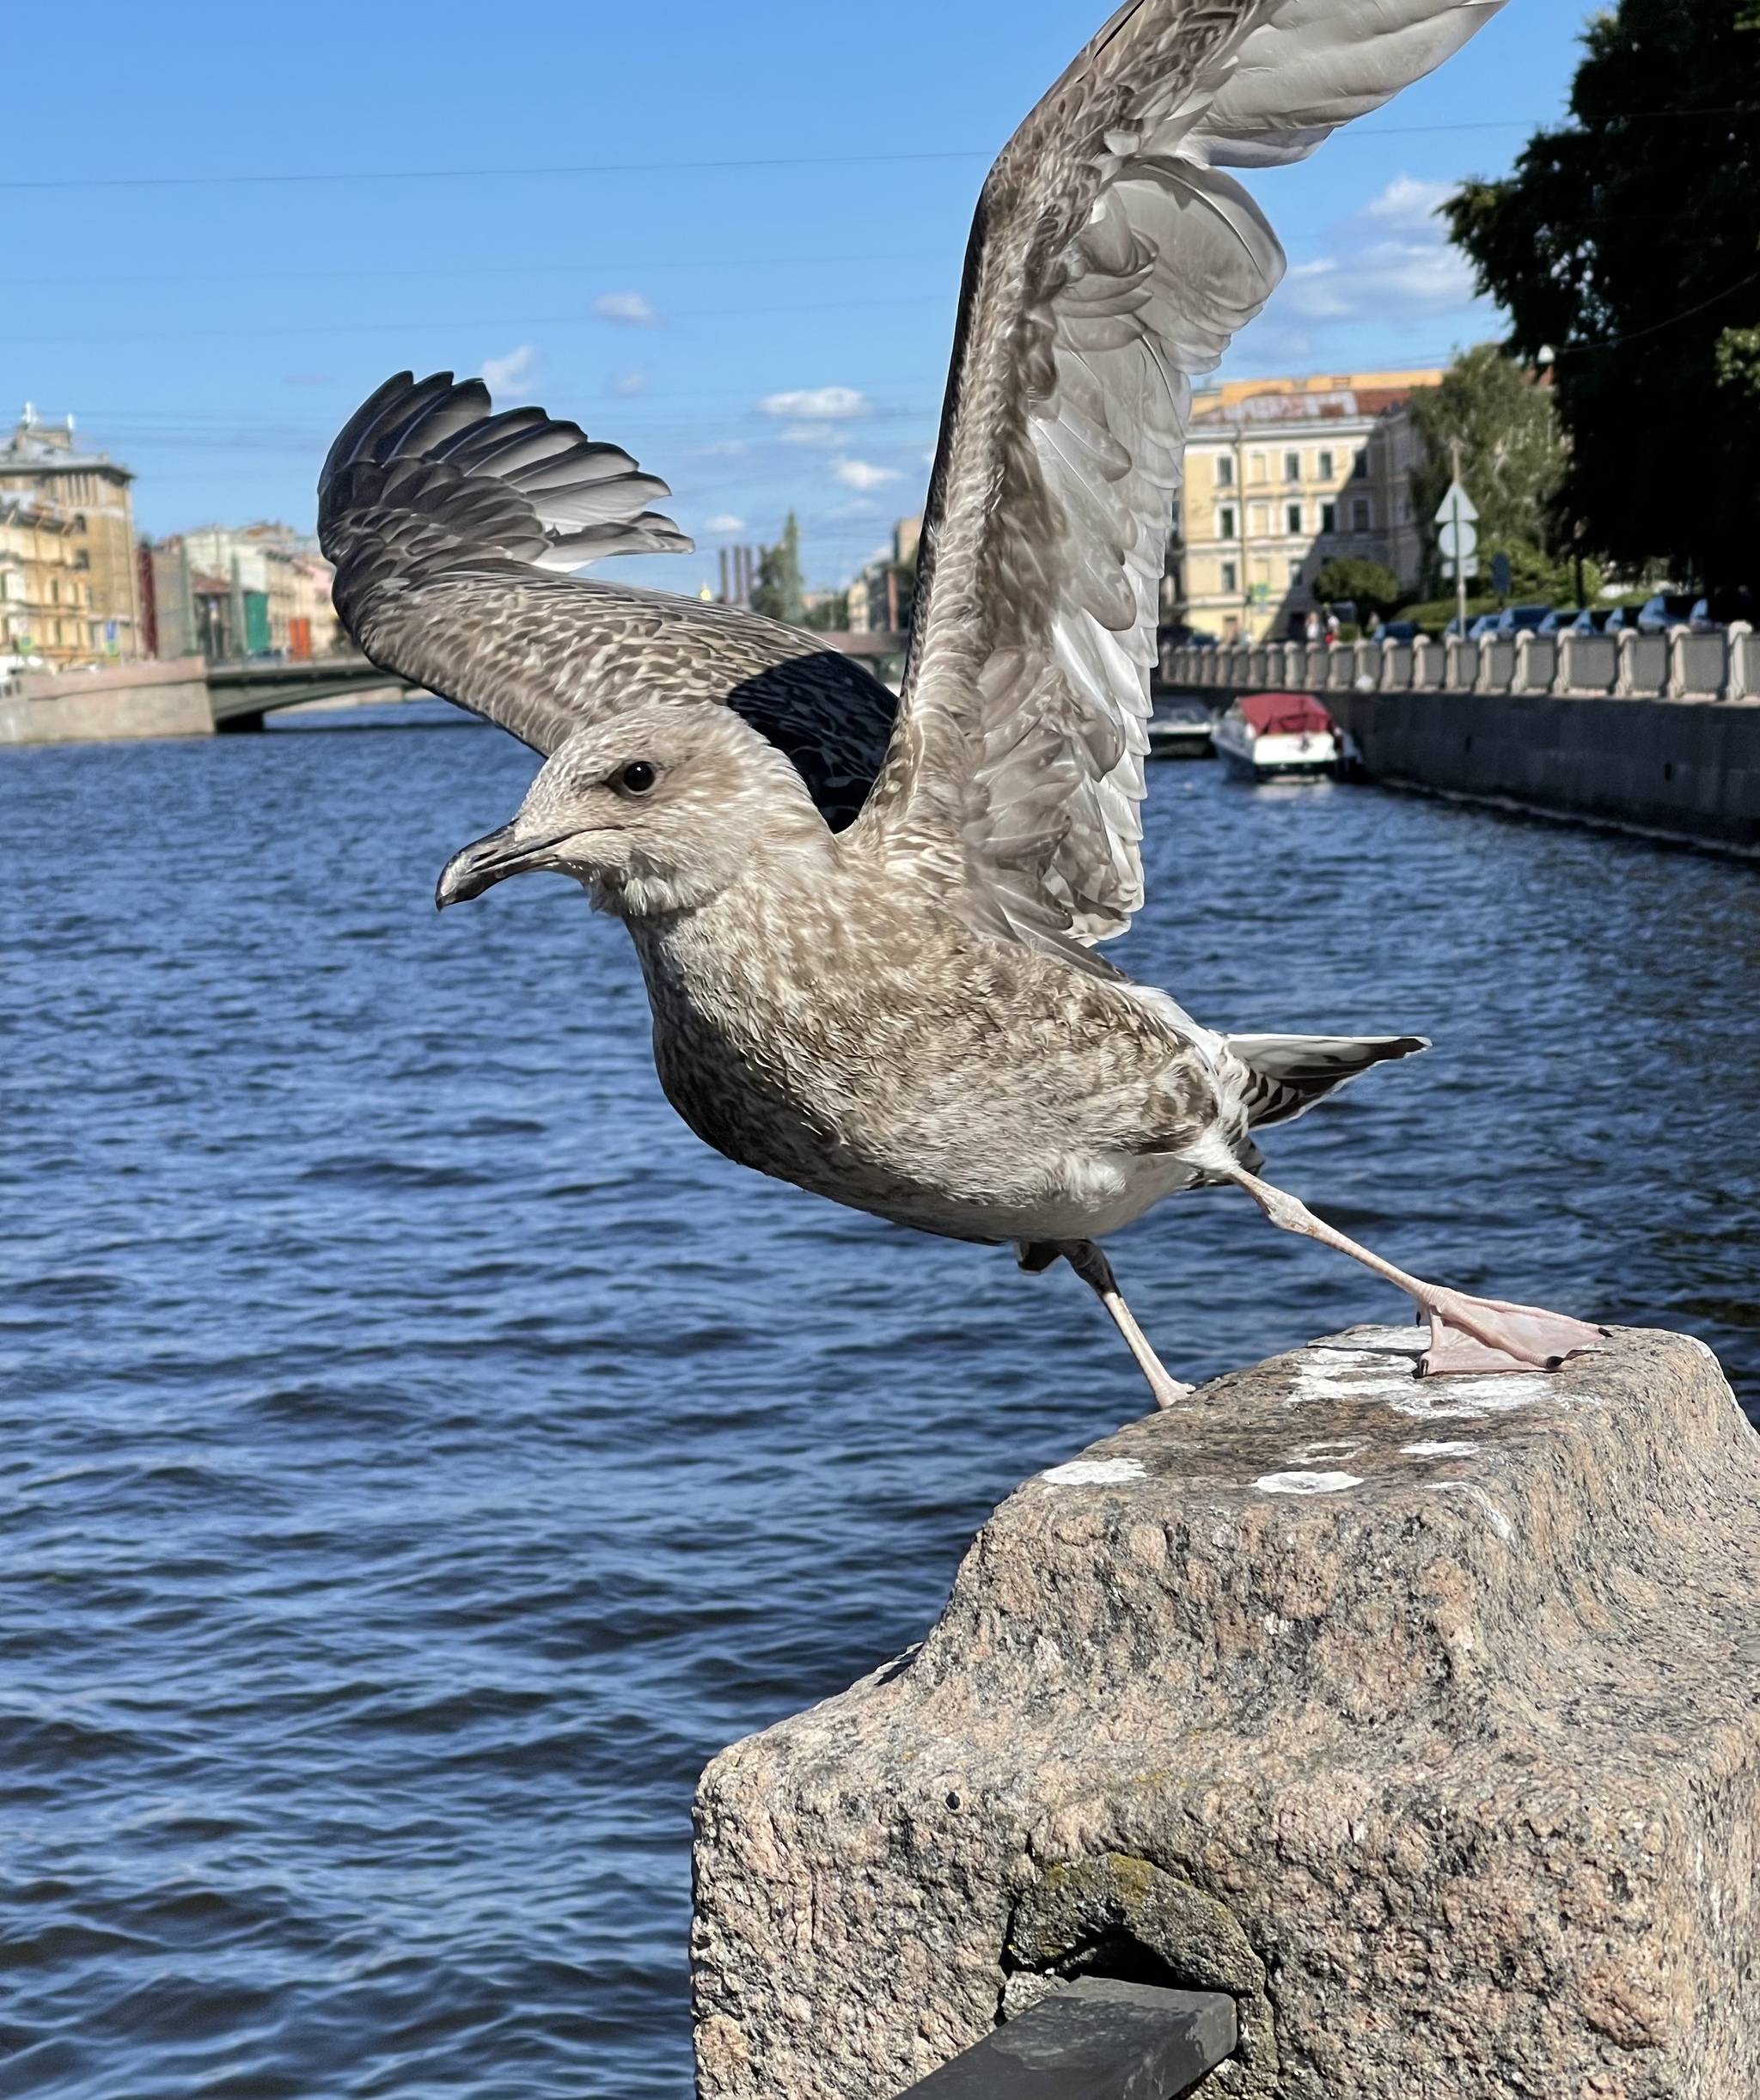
<box><xmin>1158</xmin><ymin>623</ymin><xmax>1757</xmax><ymax>704</ymax></box>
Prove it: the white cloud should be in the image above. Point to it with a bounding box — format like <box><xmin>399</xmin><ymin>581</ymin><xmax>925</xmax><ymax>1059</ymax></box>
<box><xmin>594</xmin><ymin>290</ymin><xmax>657</xmax><ymax>325</ymax></box>
<box><xmin>779</xmin><ymin>422</ymin><xmax>840</xmax><ymax>447</ymax></box>
<box><xmin>761</xmin><ymin>385</ymin><xmax>871</xmax><ymax>420</ymax></box>
<box><xmin>480</xmin><ymin>345</ymin><xmax>537</xmax><ymax>394</ymax></box>
<box><xmin>1267</xmin><ymin>175</ymin><xmax>1479</xmax><ymax>327</ymax></box>
<box><xmin>1363</xmin><ymin>174</ymin><xmax>1455</xmax><ymax>232</ymax></box>
<box><xmin>833</xmin><ymin>458</ymin><xmax>901</xmax><ymax>491</ymax></box>
<box><xmin>609</xmin><ymin>369</ymin><xmax>647</xmax><ymax>397</ymax></box>
<box><xmin>704</xmin><ymin>514</ymin><xmax>745</xmax><ymax>533</ymax></box>
<box><xmin>1278</xmin><ymin>241</ymin><xmax>1476</xmax><ymax>322</ymax></box>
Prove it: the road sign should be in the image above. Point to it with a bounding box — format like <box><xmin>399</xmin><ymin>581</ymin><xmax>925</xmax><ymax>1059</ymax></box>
<box><xmin>1442</xmin><ymin>557</ymin><xmax>1480</xmax><ymax>580</ymax></box>
<box><xmin>1434</xmin><ymin>479</ymin><xmax>1480</xmax><ymax>526</ymax></box>
<box><xmin>1491</xmin><ymin>552</ymin><xmax>1512</xmax><ymax>597</ymax></box>
<box><xmin>1438</xmin><ymin>516</ymin><xmax>1478</xmax><ymax>561</ymax></box>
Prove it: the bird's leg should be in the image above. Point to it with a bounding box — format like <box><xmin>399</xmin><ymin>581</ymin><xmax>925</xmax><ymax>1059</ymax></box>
<box><xmin>1021</xmin><ymin>1239</ymin><xmax>1193</xmax><ymax>1410</ymax></box>
<box><xmin>1223</xmin><ymin>1165</ymin><xmax>1603</xmax><ymax>1377</ymax></box>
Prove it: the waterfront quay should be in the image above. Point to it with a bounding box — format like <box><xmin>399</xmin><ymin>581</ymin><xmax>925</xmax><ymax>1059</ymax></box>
<box><xmin>1162</xmin><ymin>629</ymin><xmax>1760</xmax><ymax>855</ymax></box>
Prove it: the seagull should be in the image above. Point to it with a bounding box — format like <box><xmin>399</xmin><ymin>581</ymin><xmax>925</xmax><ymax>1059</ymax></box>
<box><xmin>317</xmin><ymin>0</ymin><xmax>1600</xmax><ymax>1406</ymax></box>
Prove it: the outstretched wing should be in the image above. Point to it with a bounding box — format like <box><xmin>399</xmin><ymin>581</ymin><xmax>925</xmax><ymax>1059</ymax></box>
<box><xmin>852</xmin><ymin>0</ymin><xmax>1503</xmax><ymax>953</ymax></box>
<box><xmin>317</xmin><ymin>372</ymin><xmax>896</xmax><ymax>829</ymax></box>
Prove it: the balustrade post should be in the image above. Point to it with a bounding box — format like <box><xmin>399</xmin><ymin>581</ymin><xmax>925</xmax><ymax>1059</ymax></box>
<box><xmin>1726</xmin><ymin>622</ymin><xmax>1756</xmax><ymax>700</ymax></box>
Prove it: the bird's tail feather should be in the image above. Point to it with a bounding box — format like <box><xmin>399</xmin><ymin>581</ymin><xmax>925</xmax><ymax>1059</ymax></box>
<box><xmin>1224</xmin><ymin>1033</ymin><xmax>1428</xmax><ymax>1130</ymax></box>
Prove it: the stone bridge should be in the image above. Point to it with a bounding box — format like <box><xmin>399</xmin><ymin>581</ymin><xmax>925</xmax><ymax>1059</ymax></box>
<box><xmin>3</xmin><ymin>634</ymin><xmax>912</xmax><ymax>749</ymax></box>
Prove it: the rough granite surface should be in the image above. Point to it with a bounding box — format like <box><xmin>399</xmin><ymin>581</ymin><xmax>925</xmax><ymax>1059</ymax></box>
<box><xmin>691</xmin><ymin>1327</ymin><xmax>1760</xmax><ymax>2099</ymax></box>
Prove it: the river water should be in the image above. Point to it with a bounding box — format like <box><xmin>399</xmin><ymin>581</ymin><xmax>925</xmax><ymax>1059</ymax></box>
<box><xmin>3</xmin><ymin>703</ymin><xmax>1756</xmax><ymax>2097</ymax></box>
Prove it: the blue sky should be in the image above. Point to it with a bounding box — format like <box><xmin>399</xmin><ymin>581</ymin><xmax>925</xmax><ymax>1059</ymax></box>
<box><xmin>6</xmin><ymin>0</ymin><xmax>1592</xmax><ymax>592</ymax></box>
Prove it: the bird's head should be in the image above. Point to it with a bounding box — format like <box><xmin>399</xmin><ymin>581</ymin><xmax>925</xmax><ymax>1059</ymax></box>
<box><xmin>436</xmin><ymin>703</ymin><xmax>829</xmax><ymax>919</ymax></box>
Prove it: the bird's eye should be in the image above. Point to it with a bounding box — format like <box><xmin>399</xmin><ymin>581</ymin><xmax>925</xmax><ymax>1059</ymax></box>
<box><xmin>618</xmin><ymin>760</ymin><xmax>657</xmax><ymax>794</ymax></box>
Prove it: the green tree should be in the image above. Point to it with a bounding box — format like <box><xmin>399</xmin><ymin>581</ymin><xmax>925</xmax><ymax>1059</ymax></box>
<box><xmin>1441</xmin><ymin>0</ymin><xmax>1760</xmax><ymax>591</ymax></box>
<box><xmin>1406</xmin><ymin>347</ymin><xmax>1568</xmax><ymax>597</ymax></box>
<box><xmin>1311</xmin><ymin>557</ymin><xmax>1402</xmax><ymax>619</ymax></box>
<box><xmin>751</xmin><ymin>511</ymin><xmax>805</xmax><ymax>626</ymax></box>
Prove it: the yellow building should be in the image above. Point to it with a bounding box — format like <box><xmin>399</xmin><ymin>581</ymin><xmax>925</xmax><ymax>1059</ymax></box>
<box><xmin>0</xmin><ymin>408</ymin><xmax>139</xmax><ymax>666</ymax></box>
<box><xmin>1167</xmin><ymin>369</ymin><xmax>1443</xmax><ymax>643</ymax></box>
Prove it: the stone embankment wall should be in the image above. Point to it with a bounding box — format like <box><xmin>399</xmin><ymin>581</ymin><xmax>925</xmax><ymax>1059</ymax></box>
<box><xmin>1162</xmin><ymin>628</ymin><xmax>1760</xmax><ymax>854</ymax></box>
<box><xmin>0</xmin><ymin>657</ymin><xmax>214</xmax><ymax>747</ymax></box>
<box><xmin>693</xmin><ymin>1327</ymin><xmax>1760</xmax><ymax>2099</ymax></box>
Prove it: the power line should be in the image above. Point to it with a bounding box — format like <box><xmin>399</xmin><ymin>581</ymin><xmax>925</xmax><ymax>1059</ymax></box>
<box><xmin>3</xmin><ymin>149</ymin><xmax>987</xmax><ymax>194</ymax></box>
<box><xmin>0</xmin><ymin>247</ymin><xmax>953</xmax><ymax>295</ymax></box>
<box><xmin>0</xmin><ymin>119</ymin><xmax>1576</xmax><ymax>195</ymax></box>
<box><xmin>0</xmin><ymin>294</ymin><xmax>951</xmax><ymax>350</ymax></box>
<box><xmin>8</xmin><ymin>104</ymin><xmax>1755</xmax><ymax>197</ymax></box>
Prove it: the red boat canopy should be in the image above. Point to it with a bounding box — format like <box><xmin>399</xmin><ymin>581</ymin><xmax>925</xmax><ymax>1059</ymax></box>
<box><xmin>1236</xmin><ymin>691</ymin><xmax>1336</xmax><ymax>736</ymax></box>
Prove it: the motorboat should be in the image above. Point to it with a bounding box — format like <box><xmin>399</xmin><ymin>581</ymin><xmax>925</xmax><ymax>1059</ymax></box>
<box><xmin>1146</xmin><ymin>698</ymin><xmax>1214</xmax><ymax>760</ymax></box>
<box><xmin>1212</xmin><ymin>691</ymin><xmax>1339</xmax><ymax>780</ymax></box>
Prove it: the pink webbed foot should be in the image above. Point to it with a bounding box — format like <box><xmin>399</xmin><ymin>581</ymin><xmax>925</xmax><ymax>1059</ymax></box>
<box><xmin>1419</xmin><ymin>1291</ymin><xmax>1604</xmax><ymax>1377</ymax></box>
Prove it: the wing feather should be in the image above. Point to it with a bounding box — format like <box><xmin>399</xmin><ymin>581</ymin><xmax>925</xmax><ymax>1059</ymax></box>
<box><xmin>318</xmin><ymin>372</ymin><xmax>896</xmax><ymax>827</ymax></box>
<box><xmin>850</xmin><ymin>0</ymin><xmax>1503</xmax><ymax>956</ymax></box>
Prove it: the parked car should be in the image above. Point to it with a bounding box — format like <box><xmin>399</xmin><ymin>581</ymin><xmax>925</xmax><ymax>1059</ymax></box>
<box><xmin>1465</xmin><ymin>613</ymin><xmax>1501</xmax><ymax>641</ymax></box>
<box><xmin>1537</xmin><ymin>607</ymin><xmax>1581</xmax><ymax>635</ymax></box>
<box><xmin>1490</xmin><ymin>604</ymin><xmax>1554</xmax><ymax>638</ymax></box>
<box><xmin>1636</xmin><ymin>592</ymin><xmax>1698</xmax><ymax>632</ymax></box>
<box><xmin>1378</xmin><ymin>620</ymin><xmax>1421</xmax><ymax>643</ymax></box>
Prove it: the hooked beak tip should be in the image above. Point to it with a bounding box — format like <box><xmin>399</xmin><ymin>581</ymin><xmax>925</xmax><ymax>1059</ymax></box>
<box><xmin>436</xmin><ymin>824</ymin><xmax>522</xmax><ymax>911</ymax></box>
<box><xmin>435</xmin><ymin>823</ymin><xmax>580</xmax><ymax>910</ymax></box>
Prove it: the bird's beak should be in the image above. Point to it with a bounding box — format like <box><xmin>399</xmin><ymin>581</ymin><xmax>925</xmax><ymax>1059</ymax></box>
<box><xmin>435</xmin><ymin>825</ymin><xmax>579</xmax><ymax>908</ymax></box>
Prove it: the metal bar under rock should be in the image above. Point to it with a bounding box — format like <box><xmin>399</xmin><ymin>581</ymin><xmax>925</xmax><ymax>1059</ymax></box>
<box><xmin>894</xmin><ymin>1977</ymin><xmax>1238</xmax><ymax>2100</ymax></box>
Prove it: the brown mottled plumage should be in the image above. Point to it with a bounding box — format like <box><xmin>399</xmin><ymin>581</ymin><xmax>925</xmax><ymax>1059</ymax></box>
<box><xmin>318</xmin><ymin>0</ymin><xmax>1603</xmax><ymax>1395</ymax></box>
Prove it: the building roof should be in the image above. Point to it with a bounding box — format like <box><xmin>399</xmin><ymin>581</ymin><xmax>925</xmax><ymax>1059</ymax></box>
<box><xmin>1188</xmin><ymin>368</ymin><xmax>1444</xmax><ymax>430</ymax></box>
<box><xmin>0</xmin><ymin>414</ymin><xmax>134</xmax><ymax>482</ymax></box>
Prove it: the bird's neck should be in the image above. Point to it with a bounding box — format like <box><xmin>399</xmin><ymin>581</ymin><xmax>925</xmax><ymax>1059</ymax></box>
<box><xmin>622</xmin><ymin>836</ymin><xmax>890</xmax><ymax>1031</ymax></box>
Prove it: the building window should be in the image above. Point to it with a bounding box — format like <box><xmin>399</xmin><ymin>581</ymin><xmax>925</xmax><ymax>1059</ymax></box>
<box><xmin>1214</xmin><ymin>455</ymin><xmax>1234</xmax><ymax>487</ymax></box>
<box><xmin>1219</xmin><ymin>505</ymin><xmax>1236</xmax><ymax>540</ymax></box>
<box><xmin>1352</xmin><ymin>449</ymin><xmax>1368</xmax><ymax>479</ymax></box>
<box><xmin>1220</xmin><ymin>560</ymin><xmax>1238</xmax><ymax>593</ymax></box>
<box><xmin>1283</xmin><ymin>451</ymin><xmax>1300</xmax><ymax>483</ymax></box>
<box><xmin>1286</xmin><ymin>503</ymin><xmax>1302</xmax><ymax>534</ymax></box>
<box><xmin>1321</xmin><ymin>502</ymin><xmax>1337</xmax><ymax>533</ymax></box>
<box><xmin>1352</xmin><ymin>498</ymin><xmax>1371</xmax><ymax>532</ymax></box>
<box><xmin>1288</xmin><ymin>558</ymin><xmax>1304</xmax><ymax>584</ymax></box>
<box><xmin>1249</xmin><ymin>452</ymin><xmax>1267</xmax><ymax>483</ymax></box>
<box><xmin>1318</xmin><ymin>449</ymin><xmax>1335</xmax><ymax>480</ymax></box>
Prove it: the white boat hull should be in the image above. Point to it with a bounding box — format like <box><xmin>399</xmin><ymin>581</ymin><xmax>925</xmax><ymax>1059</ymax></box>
<box><xmin>1213</xmin><ymin>717</ymin><xmax>1338</xmax><ymax>779</ymax></box>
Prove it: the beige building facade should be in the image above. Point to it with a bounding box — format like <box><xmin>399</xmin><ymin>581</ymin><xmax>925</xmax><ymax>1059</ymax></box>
<box><xmin>0</xmin><ymin>410</ymin><xmax>140</xmax><ymax>666</ymax></box>
<box><xmin>148</xmin><ymin>523</ymin><xmax>340</xmax><ymax>661</ymax></box>
<box><xmin>1168</xmin><ymin>369</ymin><xmax>1442</xmax><ymax>642</ymax></box>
